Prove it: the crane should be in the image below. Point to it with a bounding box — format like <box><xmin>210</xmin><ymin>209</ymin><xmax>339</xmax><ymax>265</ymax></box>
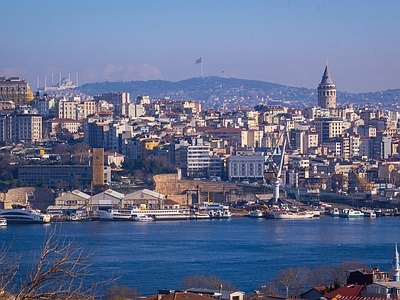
<box><xmin>349</xmin><ymin>169</ymin><xmax>375</xmax><ymax>199</ymax></box>
<box><xmin>264</xmin><ymin>127</ymin><xmax>288</xmax><ymax>203</ymax></box>
<box><xmin>307</xmin><ymin>171</ymin><xmax>338</xmax><ymax>195</ymax></box>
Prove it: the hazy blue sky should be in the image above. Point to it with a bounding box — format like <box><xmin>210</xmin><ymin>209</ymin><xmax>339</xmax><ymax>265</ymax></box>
<box><xmin>1</xmin><ymin>1</ymin><xmax>399</xmax><ymax>93</ymax></box>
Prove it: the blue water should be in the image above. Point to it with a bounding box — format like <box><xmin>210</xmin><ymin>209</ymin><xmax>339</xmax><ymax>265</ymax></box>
<box><xmin>2</xmin><ymin>216</ymin><xmax>400</xmax><ymax>295</ymax></box>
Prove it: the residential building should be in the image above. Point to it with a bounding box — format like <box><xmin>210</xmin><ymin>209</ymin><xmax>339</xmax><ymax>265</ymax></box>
<box><xmin>12</xmin><ymin>114</ymin><xmax>42</xmax><ymax>143</ymax></box>
<box><xmin>0</xmin><ymin>76</ymin><xmax>34</xmax><ymax>105</ymax></box>
<box><xmin>228</xmin><ymin>152</ymin><xmax>265</xmax><ymax>181</ymax></box>
<box><xmin>313</xmin><ymin>117</ymin><xmax>344</xmax><ymax>143</ymax></box>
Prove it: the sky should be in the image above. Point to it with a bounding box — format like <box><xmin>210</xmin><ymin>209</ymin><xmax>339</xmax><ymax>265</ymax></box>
<box><xmin>1</xmin><ymin>0</ymin><xmax>399</xmax><ymax>93</ymax></box>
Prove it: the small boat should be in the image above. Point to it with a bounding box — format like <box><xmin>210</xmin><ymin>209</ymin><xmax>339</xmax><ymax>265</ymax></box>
<box><xmin>190</xmin><ymin>211</ymin><xmax>210</xmax><ymax>219</ymax></box>
<box><xmin>248</xmin><ymin>209</ymin><xmax>264</xmax><ymax>218</ymax></box>
<box><xmin>360</xmin><ymin>207</ymin><xmax>376</xmax><ymax>218</ymax></box>
<box><xmin>331</xmin><ymin>208</ymin><xmax>340</xmax><ymax>217</ymax></box>
<box><xmin>339</xmin><ymin>209</ymin><xmax>364</xmax><ymax>218</ymax></box>
<box><xmin>0</xmin><ymin>217</ymin><xmax>7</xmax><ymax>226</ymax></box>
<box><xmin>133</xmin><ymin>215</ymin><xmax>153</xmax><ymax>222</ymax></box>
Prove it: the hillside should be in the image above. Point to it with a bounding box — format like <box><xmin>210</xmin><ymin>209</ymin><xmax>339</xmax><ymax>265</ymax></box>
<box><xmin>77</xmin><ymin>76</ymin><xmax>400</xmax><ymax>110</ymax></box>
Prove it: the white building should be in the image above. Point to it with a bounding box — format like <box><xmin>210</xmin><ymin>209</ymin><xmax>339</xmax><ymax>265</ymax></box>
<box><xmin>228</xmin><ymin>153</ymin><xmax>265</xmax><ymax>181</ymax></box>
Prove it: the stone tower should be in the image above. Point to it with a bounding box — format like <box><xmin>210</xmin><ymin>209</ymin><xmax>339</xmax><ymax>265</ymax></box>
<box><xmin>317</xmin><ymin>64</ymin><xmax>337</xmax><ymax>109</ymax></box>
<box><xmin>391</xmin><ymin>243</ymin><xmax>400</xmax><ymax>282</ymax></box>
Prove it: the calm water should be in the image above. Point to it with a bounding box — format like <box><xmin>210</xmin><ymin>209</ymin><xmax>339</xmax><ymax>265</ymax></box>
<box><xmin>2</xmin><ymin>216</ymin><xmax>400</xmax><ymax>295</ymax></box>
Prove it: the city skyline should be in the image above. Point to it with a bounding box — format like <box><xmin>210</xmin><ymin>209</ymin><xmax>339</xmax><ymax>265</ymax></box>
<box><xmin>1</xmin><ymin>1</ymin><xmax>399</xmax><ymax>93</ymax></box>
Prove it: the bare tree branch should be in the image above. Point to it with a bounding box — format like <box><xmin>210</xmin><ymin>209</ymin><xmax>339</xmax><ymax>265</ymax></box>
<box><xmin>0</xmin><ymin>226</ymin><xmax>115</xmax><ymax>300</ymax></box>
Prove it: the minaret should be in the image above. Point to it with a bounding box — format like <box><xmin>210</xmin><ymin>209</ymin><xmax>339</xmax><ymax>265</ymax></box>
<box><xmin>391</xmin><ymin>243</ymin><xmax>400</xmax><ymax>281</ymax></box>
<box><xmin>317</xmin><ymin>62</ymin><xmax>337</xmax><ymax>109</ymax></box>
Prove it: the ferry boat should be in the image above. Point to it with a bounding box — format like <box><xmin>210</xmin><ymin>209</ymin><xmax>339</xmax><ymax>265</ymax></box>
<box><xmin>204</xmin><ymin>203</ymin><xmax>231</xmax><ymax>219</ymax></box>
<box><xmin>339</xmin><ymin>208</ymin><xmax>364</xmax><ymax>218</ymax></box>
<box><xmin>273</xmin><ymin>210</ymin><xmax>314</xmax><ymax>219</ymax></box>
<box><xmin>0</xmin><ymin>217</ymin><xmax>6</xmax><ymax>226</ymax></box>
<box><xmin>96</xmin><ymin>209</ymin><xmax>132</xmax><ymax>221</ymax></box>
<box><xmin>97</xmin><ymin>208</ymin><xmax>190</xmax><ymax>221</ymax></box>
<box><xmin>248</xmin><ymin>209</ymin><xmax>264</xmax><ymax>218</ymax></box>
<box><xmin>0</xmin><ymin>208</ymin><xmax>51</xmax><ymax>224</ymax></box>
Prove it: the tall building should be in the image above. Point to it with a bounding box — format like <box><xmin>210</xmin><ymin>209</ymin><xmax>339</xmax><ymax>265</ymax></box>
<box><xmin>313</xmin><ymin>117</ymin><xmax>344</xmax><ymax>143</ymax></box>
<box><xmin>0</xmin><ymin>77</ymin><xmax>34</xmax><ymax>105</ymax></box>
<box><xmin>317</xmin><ymin>64</ymin><xmax>337</xmax><ymax>109</ymax></box>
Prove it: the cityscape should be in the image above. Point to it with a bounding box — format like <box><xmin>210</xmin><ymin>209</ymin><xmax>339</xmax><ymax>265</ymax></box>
<box><xmin>1</xmin><ymin>1</ymin><xmax>400</xmax><ymax>299</ymax></box>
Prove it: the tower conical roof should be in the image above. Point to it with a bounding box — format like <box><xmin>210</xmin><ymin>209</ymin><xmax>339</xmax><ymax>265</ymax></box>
<box><xmin>320</xmin><ymin>66</ymin><xmax>334</xmax><ymax>85</ymax></box>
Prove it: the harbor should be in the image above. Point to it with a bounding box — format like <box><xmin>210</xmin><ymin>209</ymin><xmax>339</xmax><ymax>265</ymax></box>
<box><xmin>3</xmin><ymin>215</ymin><xmax>400</xmax><ymax>295</ymax></box>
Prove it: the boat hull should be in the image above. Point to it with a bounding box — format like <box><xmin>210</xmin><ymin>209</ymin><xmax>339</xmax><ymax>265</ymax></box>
<box><xmin>273</xmin><ymin>211</ymin><xmax>314</xmax><ymax>219</ymax></box>
<box><xmin>0</xmin><ymin>209</ymin><xmax>51</xmax><ymax>224</ymax></box>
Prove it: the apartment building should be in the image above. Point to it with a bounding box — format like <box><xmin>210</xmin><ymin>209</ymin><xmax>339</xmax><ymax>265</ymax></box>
<box><xmin>0</xmin><ymin>77</ymin><xmax>34</xmax><ymax>105</ymax></box>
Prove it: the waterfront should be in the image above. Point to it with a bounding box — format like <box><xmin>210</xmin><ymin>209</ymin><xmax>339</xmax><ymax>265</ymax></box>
<box><xmin>2</xmin><ymin>216</ymin><xmax>400</xmax><ymax>295</ymax></box>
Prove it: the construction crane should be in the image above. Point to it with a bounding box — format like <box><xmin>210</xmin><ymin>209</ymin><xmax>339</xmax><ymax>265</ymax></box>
<box><xmin>264</xmin><ymin>127</ymin><xmax>288</xmax><ymax>203</ymax></box>
<box><xmin>307</xmin><ymin>171</ymin><xmax>337</xmax><ymax>195</ymax></box>
<box><xmin>349</xmin><ymin>169</ymin><xmax>375</xmax><ymax>199</ymax></box>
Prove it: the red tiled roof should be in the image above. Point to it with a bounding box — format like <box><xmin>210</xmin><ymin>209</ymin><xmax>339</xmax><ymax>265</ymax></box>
<box><xmin>325</xmin><ymin>285</ymin><xmax>365</xmax><ymax>299</ymax></box>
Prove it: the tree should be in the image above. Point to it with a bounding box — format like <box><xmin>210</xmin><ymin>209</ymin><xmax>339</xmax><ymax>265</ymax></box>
<box><xmin>275</xmin><ymin>266</ymin><xmax>310</xmax><ymax>298</ymax></box>
<box><xmin>0</xmin><ymin>227</ymin><xmax>113</xmax><ymax>299</ymax></box>
<box><xmin>103</xmin><ymin>284</ymin><xmax>139</xmax><ymax>300</ymax></box>
<box><xmin>181</xmin><ymin>275</ymin><xmax>236</xmax><ymax>291</ymax></box>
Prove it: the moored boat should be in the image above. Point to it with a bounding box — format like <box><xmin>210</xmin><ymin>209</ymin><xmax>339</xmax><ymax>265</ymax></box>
<box><xmin>97</xmin><ymin>207</ymin><xmax>190</xmax><ymax>221</ymax></box>
<box><xmin>360</xmin><ymin>207</ymin><xmax>376</xmax><ymax>218</ymax></box>
<box><xmin>248</xmin><ymin>209</ymin><xmax>264</xmax><ymax>218</ymax></box>
<box><xmin>0</xmin><ymin>217</ymin><xmax>6</xmax><ymax>226</ymax></box>
<box><xmin>273</xmin><ymin>211</ymin><xmax>314</xmax><ymax>219</ymax></box>
<box><xmin>339</xmin><ymin>208</ymin><xmax>364</xmax><ymax>218</ymax></box>
<box><xmin>0</xmin><ymin>208</ymin><xmax>51</xmax><ymax>224</ymax></box>
<box><xmin>190</xmin><ymin>211</ymin><xmax>211</xmax><ymax>219</ymax></box>
<box><xmin>331</xmin><ymin>207</ymin><xmax>340</xmax><ymax>217</ymax></box>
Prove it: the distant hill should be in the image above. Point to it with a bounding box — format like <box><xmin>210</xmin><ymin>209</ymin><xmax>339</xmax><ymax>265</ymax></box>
<box><xmin>77</xmin><ymin>76</ymin><xmax>400</xmax><ymax>110</ymax></box>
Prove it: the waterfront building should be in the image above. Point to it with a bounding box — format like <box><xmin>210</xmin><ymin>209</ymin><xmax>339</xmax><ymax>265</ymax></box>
<box><xmin>91</xmin><ymin>189</ymin><xmax>124</xmax><ymax>211</ymax></box>
<box><xmin>18</xmin><ymin>165</ymin><xmax>111</xmax><ymax>189</ymax></box>
<box><xmin>47</xmin><ymin>190</ymin><xmax>91</xmax><ymax>215</ymax></box>
<box><xmin>179</xmin><ymin>138</ymin><xmax>211</xmax><ymax>178</ymax></box>
<box><xmin>122</xmin><ymin>189</ymin><xmax>166</xmax><ymax>209</ymax></box>
<box><xmin>0</xmin><ymin>76</ymin><xmax>34</xmax><ymax>105</ymax></box>
<box><xmin>317</xmin><ymin>64</ymin><xmax>336</xmax><ymax>109</ymax></box>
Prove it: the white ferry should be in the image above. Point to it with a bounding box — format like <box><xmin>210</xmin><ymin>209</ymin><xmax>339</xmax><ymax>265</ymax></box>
<box><xmin>97</xmin><ymin>208</ymin><xmax>190</xmax><ymax>221</ymax></box>
<box><xmin>0</xmin><ymin>208</ymin><xmax>51</xmax><ymax>224</ymax></box>
<box><xmin>203</xmin><ymin>203</ymin><xmax>231</xmax><ymax>219</ymax></box>
<box><xmin>273</xmin><ymin>211</ymin><xmax>314</xmax><ymax>219</ymax></box>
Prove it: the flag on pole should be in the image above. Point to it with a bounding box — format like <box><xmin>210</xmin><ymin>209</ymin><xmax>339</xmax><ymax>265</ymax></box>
<box><xmin>195</xmin><ymin>57</ymin><xmax>202</xmax><ymax>64</ymax></box>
